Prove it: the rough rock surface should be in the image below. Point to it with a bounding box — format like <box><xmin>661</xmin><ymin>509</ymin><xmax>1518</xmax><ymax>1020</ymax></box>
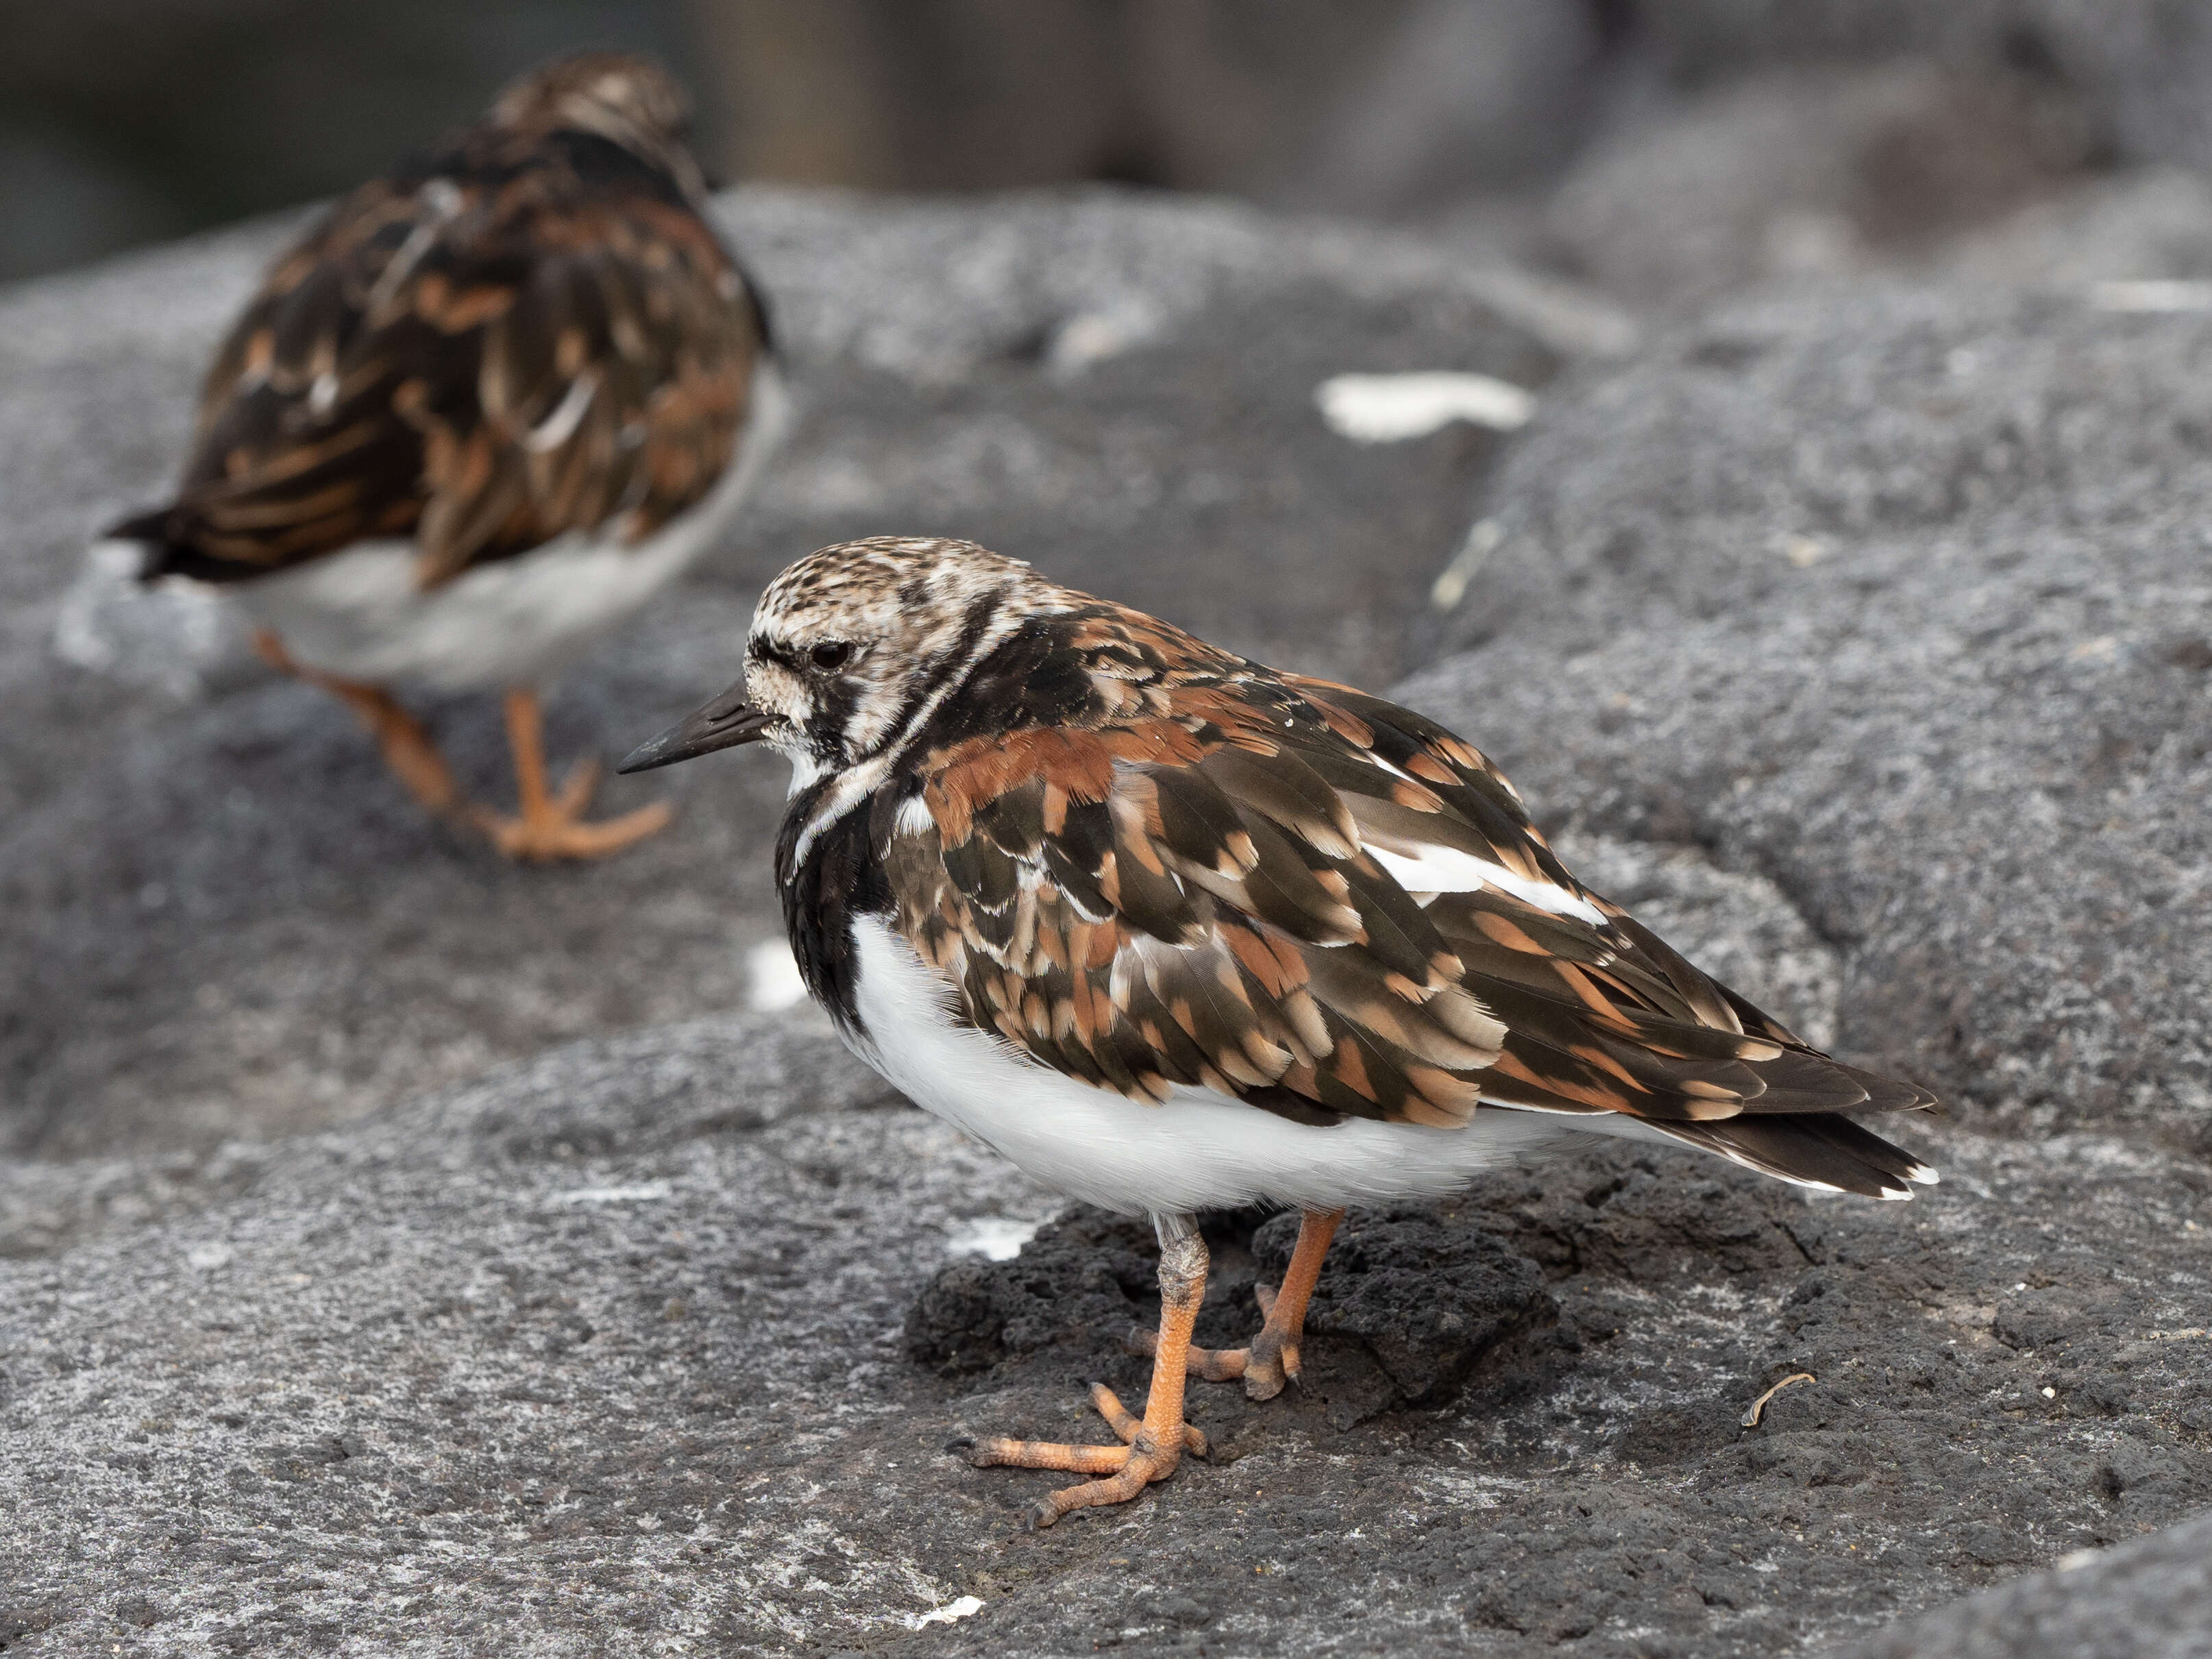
<box><xmin>5</xmin><ymin>1013</ymin><xmax>2209</xmax><ymax>1656</ymax></box>
<box><xmin>6</xmin><ymin>186</ymin><xmax>2212</xmax><ymax>1655</ymax></box>
<box><xmin>0</xmin><ymin>185</ymin><xmax>1584</xmax><ymax>1159</ymax></box>
<box><xmin>1828</xmin><ymin>1506</ymin><xmax>2212</xmax><ymax>1659</ymax></box>
<box><xmin>1394</xmin><ymin>257</ymin><xmax>2212</xmax><ymax>1651</ymax></box>
<box><xmin>1418</xmin><ymin>278</ymin><xmax>2212</xmax><ymax>1159</ymax></box>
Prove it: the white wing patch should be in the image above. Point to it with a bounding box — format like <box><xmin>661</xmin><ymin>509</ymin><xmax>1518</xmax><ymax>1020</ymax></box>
<box><xmin>1363</xmin><ymin>841</ymin><xmax>1607</xmax><ymax>926</ymax></box>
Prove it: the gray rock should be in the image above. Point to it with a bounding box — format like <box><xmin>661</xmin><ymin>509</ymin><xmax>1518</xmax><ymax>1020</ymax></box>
<box><xmin>1249</xmin><ymin>1201</ymin><xmax>1554</xmax><ymax>1416</ymax></box>
<box><xmin>1549</xmin><ymin>61</ymin><xmax>2092</xmax><ymax>308</ymax></box>
<box><xmin>1632</xmin><ymin>0</ymin><xmax>2212</xmax><ymax>173</ymax></box>
<box><xmin>1398</xmin><ymin>254</ymin><xmax>2212</xmax><ymax>1653</ymax></box>
<box><xmin>6</xmin><ymin>182</ymin><xmax>2211</xmax><ymax>1658</ymax></box>
<box><xmin>5</xmin><ymin>1007</ymin><xmax>2209</xmax><ymax>1656</ymax></box>
<box><xmin>1822</xmin><ymin>1507</ymin><xmax>2212</xmax><ymax>1658</ymax></box>
<box><xmin>0</xmin><ymin>184</ymin><xmax>1596</xmax><ymax>1159</ymax></box>
<box><xmin>1417</xmin><ymin>276</ymin><xmax>2212</xmax><ymax>1157</ymax></box>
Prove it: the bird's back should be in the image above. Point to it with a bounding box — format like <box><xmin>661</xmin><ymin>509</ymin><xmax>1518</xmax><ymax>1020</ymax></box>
<box><xmin>119</xmin><ymin>79</ymin><xmax>768</xmax><ymax>592</ymax></box>
<box><xmin>850</xmin><ymin>587</ymin><xmax>1937</xmax><ymax>1201</ymax></box>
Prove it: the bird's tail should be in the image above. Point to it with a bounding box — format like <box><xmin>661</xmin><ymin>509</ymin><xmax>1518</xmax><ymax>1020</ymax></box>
<box><xmin>104</xmin><ymin>506</ymin><xmax>246</xmax><ymax>585</ymax></box>
<box><xmin>1645</xmin><ymin>1111</ymin><xmax>1940</xmax><ymax>1201</ymax></box>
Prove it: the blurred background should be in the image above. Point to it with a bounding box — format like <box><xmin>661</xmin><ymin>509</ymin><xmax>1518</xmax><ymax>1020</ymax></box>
<box><xmin>10</xmin><ymin>0</ymin><xmax>2211</xmax><ymax>295</ymax></box>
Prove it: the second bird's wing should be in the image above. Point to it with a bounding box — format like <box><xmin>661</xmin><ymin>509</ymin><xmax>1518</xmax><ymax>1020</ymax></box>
<box><xmin>125</xmin><ymin>134</ymin><xmax>765</xmax><ymax>587</ymax></box>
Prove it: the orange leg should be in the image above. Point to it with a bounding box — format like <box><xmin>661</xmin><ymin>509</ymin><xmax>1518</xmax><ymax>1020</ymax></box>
<box><xmin>957</xmin><ymin>1217</ymin><xmax>1212</xmax><ymax>1528</ymax></box>
<box><xmin>254</xmin><ymin>628</ymin><xmax>463</xmax><ymax>816</ymax></box>
<box><xmin>473</xmin><ymin>687</ymin><xmax>673</xmax><ymax>862</ymax></box>
<box><xmin>1132</xmin><ymin>1207</ymin><xmax>1342</xmax><ymax>1400</ymax></box>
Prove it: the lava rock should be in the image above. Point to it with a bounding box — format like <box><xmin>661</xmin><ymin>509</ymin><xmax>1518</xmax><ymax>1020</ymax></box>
<box><xmin>904</xmin><ymin>1208</ymin><xmax>1159</xmax><ymax>1375</ymax></box>
<box><xmin>6</xmin><ymin>1037</ymin><xmax>2210</xmax><ymax>1656</ymax></box>
<box><xmin>1413</xmin><ymin>278</ymin><xmax>2212</xmax><ymax>1157</ymax></box>
<box><xmin>1826</xmin><ymin>1507</ymin><xmax>2212</xmax><ymax>1659</ymax></box>
<box><xmin>1251</xmin><ymin>1201</ymin><xmax>1553</xmax><ymax>1407</ymax></box>
<box><xmin>7</xmin><ymin>177</ymin><xmax>2212</xmax><ymax>1658</ymax></box>
<box><xmin>1994</xmin><ymin>1285</ymin><xmax>2124</xmax><ymax>1356</ymax></box>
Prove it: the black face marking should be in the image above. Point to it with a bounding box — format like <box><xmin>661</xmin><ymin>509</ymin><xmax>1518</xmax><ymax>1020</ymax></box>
<box><xmin>776</xmin><ymin>775</ymin><xmax>890</xmax><ymax>1036</ymax></box>
<box><xmin>827</xmin><ymin>587</ymin><xmax>1004</xmax><ymax>768</ymax></box>
<box><xmin>809</xmin><ymin>672</ymin><xmax>866</xmax><ymax>765</ymax></box>
<box><xmin>898</xmin><ymin>618</ymin><xmax>1101</xmax><ymax>759</ymax></box>
<box><xmin>748</xmin><ymin>637</ymin><xmax>801</xmax><ymax>673</ymax></box>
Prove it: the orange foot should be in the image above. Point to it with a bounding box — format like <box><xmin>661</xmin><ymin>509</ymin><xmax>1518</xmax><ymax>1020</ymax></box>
<box><xmin>955</xmin><ymin>1221</ymin><xmax>1212</xmax><ymax>1528</ymax></box>
<box><xmin>1131</xmin><ymin>1207</ymin><xmax>1342</xmax><ymax>1401</ymax></box>
<box><xmin>474</xmin><ymin>687</ymin><xmax>673</xmax><ymax>862</ymax></box>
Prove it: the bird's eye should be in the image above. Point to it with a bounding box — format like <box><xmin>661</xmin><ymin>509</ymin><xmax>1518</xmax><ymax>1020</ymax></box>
<box><xmin>809</xmin><ymin>641</ymin><xmax>852</xmax><ymax>672</ymax></box>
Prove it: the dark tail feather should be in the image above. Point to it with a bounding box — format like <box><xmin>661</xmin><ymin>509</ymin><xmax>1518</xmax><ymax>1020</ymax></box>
<box><xmin>1647</xmin><ymin>1111</ymin><xmax>1940</xmax><ymax>1200</ymax></box>
<box><xmin>106</xmin><ymin>507</ymin><xmax>182</xmax><ymax>582</ymax></box>
<box><xmin>106</xmin><ymin>506</ymin><xmax>249</xmax><ymax>585</ymax></box>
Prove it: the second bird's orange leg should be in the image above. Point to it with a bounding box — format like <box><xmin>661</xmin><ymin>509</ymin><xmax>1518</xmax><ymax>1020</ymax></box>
<box><xmin>253</xmin><ymin>628</ymin><xmax>463</xmax><ymax>816</ymax></box>
<box><xmin>1133</xmin><ymin>1207</ymin><xmax>1342</xmax><ymax>1400</ymax></box>
<box><xmin>959</xmin><ymin>1218</ymin><xmax>1212</xmax><ymax>1528</ymax></box>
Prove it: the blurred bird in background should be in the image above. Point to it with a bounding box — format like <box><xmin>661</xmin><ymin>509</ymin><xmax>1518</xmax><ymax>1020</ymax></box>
<box><xmin>108</xmin><ymin>51</ymin><xmax>785</xmax><ymax>860</ymax></box>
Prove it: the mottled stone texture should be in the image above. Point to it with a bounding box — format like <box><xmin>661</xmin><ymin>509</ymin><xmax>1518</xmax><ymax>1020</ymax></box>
<box><xmin>1418</xmin><ymin>281</ymin><xmax>2212</xmax><ymax>1159</ymax></box>
<box><xmin>2</xmin><ymin>187</ymin><xmax>2209</xmax><ymax>1656</ymax></box>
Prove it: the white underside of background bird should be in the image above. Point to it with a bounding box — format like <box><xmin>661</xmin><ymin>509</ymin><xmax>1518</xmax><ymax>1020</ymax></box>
<box><xmin>216</xmin><ymin>363</ymin><xmax>787</xmax><ymax>692</ymax></box>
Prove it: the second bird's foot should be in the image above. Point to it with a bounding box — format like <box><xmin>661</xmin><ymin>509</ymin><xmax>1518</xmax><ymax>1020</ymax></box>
<box><xmin>474</xmin><ymin>759</ymin><xmax>673</xmax><ymax>861</ymax></box>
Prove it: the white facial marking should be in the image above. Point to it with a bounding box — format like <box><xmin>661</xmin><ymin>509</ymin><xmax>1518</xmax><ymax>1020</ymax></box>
<box><xmin>744</xmin><ymin>539</ymin><xmax>1063</xmax><ymax>872</ymax></box>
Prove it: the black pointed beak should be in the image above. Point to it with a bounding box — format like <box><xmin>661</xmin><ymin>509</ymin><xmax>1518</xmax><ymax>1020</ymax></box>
<box><xmin>617</xmin><ymin>683</ymin><xmax>777</xmax><ymax>774</ymax></box>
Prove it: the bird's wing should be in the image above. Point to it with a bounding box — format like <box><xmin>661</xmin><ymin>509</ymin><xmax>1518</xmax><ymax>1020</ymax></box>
<box><xmin>878</xmin><ymin>609</ymin><xmax>1934</xmax><ymax>1176</ymax></box>
<box><xmin>125</xmin><ymin>140</ymin><xmax>764</xmax><ymax>587</ymax></box>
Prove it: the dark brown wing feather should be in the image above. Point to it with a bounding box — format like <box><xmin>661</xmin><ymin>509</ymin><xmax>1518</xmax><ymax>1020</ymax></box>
<box><xmin>119</xmin><ymin>123</ymin><xmax>763</xmax><ymax>588</ymax></box>
<box><xmin>878</xmin><ymin>603</ymin><xmax>1935</xmax><ymax>1196</ymax></box>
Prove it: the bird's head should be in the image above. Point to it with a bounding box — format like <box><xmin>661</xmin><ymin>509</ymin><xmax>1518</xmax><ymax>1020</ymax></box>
<box><xmin>619</xmin><ymin>537</ymin><xmax>1054</xmax><ymax>783</ymax></box>
<box><xmin>491</xmin><ymin>53</ymin><xmax>706</xmax><ymax>196</ymax></box>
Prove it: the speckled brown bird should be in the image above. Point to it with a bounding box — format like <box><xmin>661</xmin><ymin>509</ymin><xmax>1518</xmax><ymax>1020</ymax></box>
<box><xmin>110</xmin><ymin>51</ymin><xmax>785</xmax><ymax>859</ymax></box>
<box><xmin>622</xmin><ymin>535</ymin><xmax>1939</xmax><ymax>1525</ymax></box>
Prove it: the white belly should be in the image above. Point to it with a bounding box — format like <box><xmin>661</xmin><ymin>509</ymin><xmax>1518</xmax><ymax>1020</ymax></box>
<box><xmin>231</xmin><ymin>361</ymin><xmax>789</xmax><ymax>691</ymax></box>
<box><xmin>842</xmin><ymin>915</ymin><xmax>1673</xmax><ymax>1216</ymax></box>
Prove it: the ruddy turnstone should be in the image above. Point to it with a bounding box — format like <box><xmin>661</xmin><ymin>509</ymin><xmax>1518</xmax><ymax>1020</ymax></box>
<box><xmin>107</xmin><ymin>52</ymin><xmax>785</xmax><ymax>860</ymax></box>
<box><xmin>622</xmin><ymin>536</ymin><xmax>1939</xmax><ymax>1525</ymax></box>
